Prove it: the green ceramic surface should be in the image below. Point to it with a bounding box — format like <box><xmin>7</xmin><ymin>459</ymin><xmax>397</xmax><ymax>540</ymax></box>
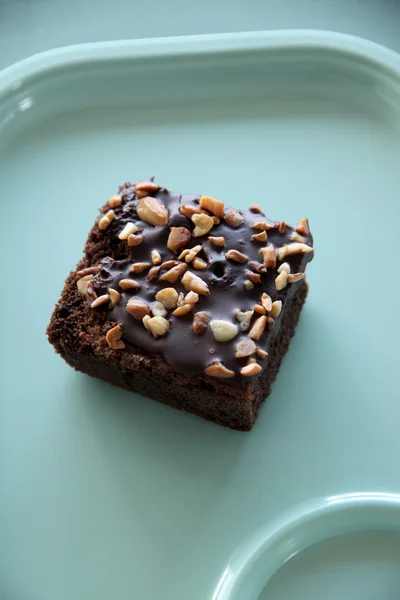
<box><xmin>1</xmin><ymin>32</ymin><xmax>400</xmax><ymax>600</ymax></box>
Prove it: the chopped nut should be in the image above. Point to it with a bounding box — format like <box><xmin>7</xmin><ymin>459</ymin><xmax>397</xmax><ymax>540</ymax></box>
<box><xmin>76</xmin><ymin>266</ymin><xmax>100</xmax><ymax>278</ymax></box>
<box><xmin>260</xmin><ymin>244</ymin><xmax>276</xmax><ymax>268</ymax></box>
<box><xmin>147</xmin><ymin>266</ymin><xmax>161</xmax><ymax>281</ymax></box>
<box><xmin>252</xmin><ymin>230</ymin><xmax>267</xmax><ymax>242</ymax></box>
<box><xmin>224</xmin><ymin>210</ymin><xmax>243</xmax><ymax>228</ymax></box>
<box><xmin>155</xmin><ymin>287</ymin><xmax>179</xmax><ymax>310</ymax></box>
<box><xmin>151</xmin><ymin>301</ymin><xmax>167</xmax><ymax>317</ymax></box>
<box><xmin>260</xmin><ymin>293</ymin><xmax>272</xmax><ymax>312</ymax></box>
<box><xmin>192</xmin><ymin>311</ymin><xmax>211</xmax><ymax>334</ymax></box>
<box><xmin>85</xmin><ymin>280</ymin><xmax>97</xmax><ymax>301</ymax></box>
<box><xmin>267</xmin><ymin>317</ymin><xmax>275</xmax><ymax>330</ymax></box>
<box><xmin>240</xmin><ymin>362</ymin><xmax>262</xmax><ymax>376</ymax></box>
<box><xmin>184</xmin><ymin>291</ymin><xmax>199</xmax><ymax>304</ymax></box>
<box><xmin>106</xmin><ymin>324</ymin><xmax>125</xmax><ymax>350</ymax></box>
<box><xmin>271</xmin><ymin>300</ymin><xmax>282</xmax><ymax>317</ymax></box>
<box><xmin>208</xmin><ymin>236</ymin><xmax>225</xmax><ymax>247</ymax></box>
<box><xmin>199</xmin><ymin>195</ymin><xmax>225</xmax><ymax>218</ymax></box>
<box><xmin>249</xmin><ymin>315</ymin><xmax>267</xmax><ymax>341</ymax></box>
<box><xmin>191</xmin><ymin>213</ymin><xmax>214</xmax><ymax>237</ymax></box>
<box><xmin>256</xmin><ymin>348</ymin><xmax>268</xmax><ymax>359</ymax></box>
<box><xmin>205</xmin><ymin>361</ymin><xmax>235</xmax><ymax>378</ymax></box>
<box><xmin>144</xmin><ymin>315</ymin><xmax>170</xmax><ymax>338</ymax></box>
<box><xmin>277</xmin><ymin>243</ymin><xmax>313</xmax><ymax>261</ymax></box>
<box><xmin>275</xmin><ymin>270</ymin><xmax>288</xmax><ymax>291</ymax></box>
<box><xmin>167</xmin><ymin>227</ymin><xmax>192</xmax><ymax>252</ymax></box>
<box><xmin>211</xmin><ymin>216</ymin><xmax>220</xmax><ymax>225</ymax></box>
<box><xmin>118</xmin><ymin>222</ymin><xmax>139</xmax><ymax>240</ymax></box>
<box><xmin>176</xmin><ymin>292</ymin><xmax>185</xmax><ymax>307</ymax></box>
<box><xmin>159</xmin><ymin>262</ymin><xmax>187</xmax><ymax>282</ymax></box>
<box><xmin>142</xmin><ymin>315</ymin><xmax>152</xmax><ymax>331</ymax></box>
<box><xmin>119</xmin><ymin>279</ymin><xmax>141</xmax><ymax>290</ymax></box>
<box><xmin>210</xmin><ymin>320</ymin><xmax>238</xmax><ymax>342</ymax></box>
<box><xmin>181</xmin><ymin>271</ymin><xmax>210</xmax><ymax>295</ymax></box>
<box><xmin>249</xmin><ymin>261</ymin><xmax>266</xmax><ymax>274</ymax></box>
<box><xmin>91</xmin><ymin>294</ymin><xmax>110</xmax><ymax>309</ymax></box>
<box><xmin>249</xmin><ymin>204</ymin><xmax>264</xmax><ymax>214</ymax></box>
<box><xmin>247</xmin><ymin>357</ymin><xmax>256</xmax><ymax>364</ymax></box>
<box><xmin>160</xmin><ymin>260</ymin><xmax>180</xmax><ymax>270</ymax></box>
<box><xmin>172</xmin><ymin>304</ymin><xmax>193</xmax><ymax>316</ymax></box>
<box><xmin>193</xmin><ymin>257</ymin><xmax>207</xmax><ymax>270</ymax></box>
<box><xmin>244</xmin><ymin>280</ymin><xmax>254</xmax><ymax>291</ymax></box>
<box><xmin>235</xmin><ymin>309</ymin><xmax>254</xmax><ymax>331</ymax></box>
<box><xmin>252</xmin><ymin>221</ymin><xmax>274</xmax><ymax>231</ymax></box>
<box><xmin>178</xmin><ymin>244</ymin><xmax>202</xmax><ymax>262</ymax></box>
<box><xmin>246</xmin><ymin>271</ymin><xmax>261</xmax><ymax>284</ymax></box>
<box><xmin>275</xmin><ymin>221</ymin><xmax>289</xmax><ymax>234</ymax></box>
<box><xmin>127</xmin><ymin>233</ymin><xmax>144</xmax><ymax>247</ymax></box>
<box><xmin>126</xmin><ymin>297</ymin><xmax>150</xmax><ymax>320</ymax></box>
<box><xmin>225</xmin><ymin>249</ymin><xmax>248</xmax><ymax>264</ymax></box>
<box><xmin>288</xmin><ymin>272</ymin><xmax>306</xmax><ymax>283</ymax></box>
<box><xmin>179</xmin><ymin>205</ymin><xmax>202</xmax><ymax>219</ymax></box>
<box><xmin>137</xmin><ymin>196</ymin><xmax>168</xmax><ymax>226</ymax></box>
<box><xmin>290</xmin><ymin>231</ymin><xmax>307</xmax><ymax>244</ymax></box>
<box><xmin>108</xmin><ymin>288</ymin><xmax>121</xmax><ymax>308</ymax></box>
<box><xmin>77</xmin><ymin>274</ymin><xmax>93</xmax><ymax>296</ymax></box>
<box><xmin>253</xmin><ymin>304</ymin><xmax>266</xmax><ymax>315</ymax></box>
<box><xmin>277</xmin><ymin>262</ymin><xmax>291</xmax><ymax>274</ymax></box>
<box><xmin>151</xmin><ymin>250</ymin><xmax>162</xmax><ymax>265</ymax></box>
<box><xmin>296</xmin><ymin>217</ymin><xmax>310</xmax><ymax>236</ymax></box>
<box><xmin>108</xmin><ymin>194</ymin><xmax>122</xmax><ymax>208</ymax></box>
<box><xmin>99</xmin><ymin>209</ymin><xmax>115</xmax><ymax>230</ymax></box>
<box><xmin>129</xmin><ymin>262</ymin><xmax>151</xmax><ymax>274</ymax></box>
<box><xmin>235</xmin><ymin>338</ymin><xmax>257</xmax><ymax>358</ymax></box>
<box><xmin>135</xmin><ymin>181</ymin><xmax>159</xmax><ymax>194</ymax></box>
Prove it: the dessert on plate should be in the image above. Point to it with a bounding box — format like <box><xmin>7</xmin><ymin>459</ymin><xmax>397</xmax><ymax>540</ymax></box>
<box><xmin>47</xmin><ymin>179</ymin><xmax>314</xmax><ymax>430</ymax></box>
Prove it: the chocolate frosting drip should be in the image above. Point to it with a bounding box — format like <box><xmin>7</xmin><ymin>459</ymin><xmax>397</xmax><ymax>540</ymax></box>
<box><xmin>91</xmin><ymin>181</ymin><xmax>314</xmax><ymax>387</ymax></box>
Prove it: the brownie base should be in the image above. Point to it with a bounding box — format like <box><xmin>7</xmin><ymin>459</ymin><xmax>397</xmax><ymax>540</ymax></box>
<box><xmin>48</xmin><ymin>278</ymin><xmax>307</xmax><ymax>431</ymax></box>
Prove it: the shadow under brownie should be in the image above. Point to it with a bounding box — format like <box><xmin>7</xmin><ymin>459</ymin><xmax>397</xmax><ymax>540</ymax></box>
<box><xmin>47</xmin><ymin>180</ymin><xmax>314</xmax><ymax>431</ymax></box>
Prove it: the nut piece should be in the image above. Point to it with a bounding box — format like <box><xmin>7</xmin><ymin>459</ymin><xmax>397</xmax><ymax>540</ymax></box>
<box><xmin>225</xmin><ymin>249</ymin><xmax>248</xmax><ymax>264</ymax></box>
<box><xmin>249</xmin><ymin>261</ymin><xmax>266</xmax><ymax>274</ymax></box>
<box><xmin>210</xmin><ymin>320</ymin><xmax>239</xmax><ymax>342</ymax></box>
<box><xmin>224</xmin><ymin>210</ymin><xmax>243</xmax><ymax>228</ymax></box>
<box><xmin>151</xmin><ymin>250</ymin><xmax>162</xmax><ymax>265</ymax></box>
<box><xmin>205</xmin><ymin>361</ymin><xmax>235</xmax><ymax>378</ymax></box>
<box><xmin>260</xmin><ymin>244</ymin><xmax>276</xmax><ymax>269</ymax></box>
<box><xmin>208</xmin><ymin>236</ymin><xmax>225</xmax><ymax>247</ymax></box>
<box><xmin>85</xmin><ymin>280</ymin><xmax>97</xmax><ymax>301</ymax></box>
<box><xmin>253</xmin><ymin>304</ymin><xmax>266</xmax><ymax>315</ymax></box>
<box><xmin>151</xmin><ymin>301</ymin><xmax>167</xmax><ymax>317</ymax></box>
<box><xmin>126</xmin><ymin>297</ymin><xmax>150</xmax><ymax>320</ymax></box>
<box><xmin>108</xmin><ymin>288</ymin><xmax>121</xmax><ymax>308</ymax></box>
<box><xmin>172</xmin><ymin>304</ymin><xmax>193</xmax><ymax>316</ymax></box>
<box><xmin>290</xmin><ymin>231</ymin><xmax>307</xmax><ymax>244</ymax></box>
<box><xmin>199</xmin><ymin>195</ymin><xmax>225</xmax><ymax>218</ymax></box>
<box><xmin>184</xmin><ymin>291</ymin><xmax>199</xmax><ymax>304</ymax></box>
<box><xmin>159</xmin><ymin>262</ymin><xmax>187</xmax><ymax>282</ymax></box>
<box><xmin>296</xmin><ymin>217</ymin><xmax>310</xmax><ymax>236</ymax></box>
<box><xmin>246</xmin><ymin>271</ymin><xmax>261</xmax><ymax>285</ymax></box>
<box><xmin>178</xmin><ymin>244</ymin><xmax>202</xmax><ymax>261</ymax></box>
<box><xmin>76</xmin><ymin>266</ymin><xmax>100</xmax><ymax>278</ymax></box>
<box><xmin>129</xmin><ymin>262</ymin><xmax>151</xmax><ymax>274</ymax></box>
<box><xmin>118</xmin><ymin>222</ymin><xmax>139</xmax><ymax>240</ymax></box>
<box><xmin>191</xmin><ymin>213</ymin><xmax>214</xmax><ymax>237</ymax></box>
<box><xmin>244</xmin><ymin>280</ymin><xmax>254</xmax><ymax>291</ymax></box>
<box><xmin>235</xmin><ymin>309</ymin><xmax>254</xmax><ymax>331</ymax></box>
<box><xmin>267</xmin><ymin>316</ymin><xmax>275</xmax><ymax>330</ymax></box>
<box><xmin>119</xmin><ymin>279</ymin><xmax>141</xmax><ymax>290</ymax></box>
<box><xmin>277</xmin><ymin>243</ymin><xmax>313</xmax><ymax>261</ymax></box>
<box><xmin>127</xmin><ymin>233</ymin><xmax>144</xmax><ymax>247</ymax></box>
<box><xmin>275</xmin><ymin>221</ymin><xmax>288</xmax><ymax>234</ymax></box>
<box><xmin>256</xmin><ymin>347</ymin><xmax>268</xmax><ymax>359</ymax></box>
<box><xmin>160</xmin><ymin>260</ymin><xmax>179</xmax><ymax>270</ymax></box>
<box><xmin>252</xmin><ymin>230</ymin><xmax>267</xmax><ymax>242</ymax></box>
<box><xmin>179</xmin><ymin>205</ymin><xmax>202</xmax><ymax>219</ymax></box>
<box><xmin>77</xmin><ymin>274</ymin><xmax>93</xmax><ymax>296</ymax></box>
<box><xmin>155</xmin><ymin>288</ymin><xmax>179</xmax><ymax>310</ymax></box>
<box><xmin>252</xmin><ymin>221</ymin><xmax>274</xmax><ymax>231</ymax></box>
<box><xmin>106</xmin><ymin>324</ymin><xmax>125</xmax><ymax>350</ymax></box>
<box><xmin>181</xmin><ymin>271</ymin><xmax>210</xmax><ymax>295</ymax></box>
<box><xmin>167</xmin><ymin>227</ymin><xmax>192</xmax><ymax>252</ymax></box>
<box><xmin>192</xmin><ymin>311</ymin><xmax>211</xmax><ymax>334</ymax></box>
<box><xmin>99</xmin><ymin>209</ymin><xmax>115</xmax><ymax>230</ymax></box>
<box><xmin>137</xmin><ymin>196</ymin><xmax>168</xmax><ymax>226</ymax></box>
<box><xmin>135</xmin><ymin>181</ymin><xmax>159</xmax><ymax>194</ymax></box>
<box><xmin>193</xmin><ymin>257</ymin><xmax>207</xmax><ymax>270</ymax></box>
<box><xmin>108</xmin><ymin>194</ymin><xmax>122</xmax><ymax>208</ymax></box>
<box><xmin>275</xmin><ymin>270</ymin><xmax>288</xmax><ymax>291</ymax></box>
<box><xmin>147</xmin><ymin>266</ymin><xmax>161</xmax><ymax>281</ymax></box>
<box><xmin>211</xmin><ymin>216</ymin><xmax>220</xmax><ymax>225</ymax></box>
<box><xmin>278</xmin><ymin>262</ymin><xmax>291</xmax><ymax>274</ymax></box>
<box><xmin>91</xmin><ymin>294</ymin><xmax>110</xmax><ymax>309</ymax></box>
<box><xmin>144</xmin><ymin>315</ymin><xmax>170</xmax><ymax>338</ymax></box>
<box><xmin>249</xmin><ymin>204</ymin><xmax>264</xmax><ymax>214</ymax></box>
<box><xmin>249</xmin><ymin>315</ymin><xmax>267</xmax><ymax>341</ymax></box>
<box><xmin>235</xmin><ymin>338</ymin><xmax>257</xmax><ymax>358</ymax></box>
<box><xmin>288</xmin><ymin>272</ymin><xmax>306</xmax><ymax>283</ymax></box>
<box><xmin>271</xmin><ymin>300</ymin><xmax>282</xmax><ymax>317</ymax></box>
<box><xmin>260</xmin><ymin>293</ymin><xmax>272</xmax><ymax>312</ymax></box>
<box><xmin>240</xmin><ymin>362</ymin><xmax>262</xmax><ymax>376</ymax></box>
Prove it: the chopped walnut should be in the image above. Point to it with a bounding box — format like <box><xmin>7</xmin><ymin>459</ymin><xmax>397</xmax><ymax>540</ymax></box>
<box><xmin>260</xmin><ymin>244</ymin><xmax>276</xmax><ymax>269</ymax></box>
<box><xmin>91</xmin><ymin>294</ymin><xmax>110</xmax><ymax>309</ymax></box>
<box><xmin>224</xmin><ymin>210</ymin><xmax>243</xmax><ymax>228</ymax></box>
<box><xmin>252</xmin><ymin>230</ymin><xmax>267</xmax><ymax>242</ymax></box>
<box><xmin>99</xmin><ymin>209</ymin><xmax>115</xmax><ymax>230</ymax></box>
<box><xmin>210</xmin><ymin>320</ymin><xmax>239</xmax><ymax>342</ymax></box>
<box><xmin>249</xmin><ymin>315</ymin><xmax>267</xmax><ymax>341</ymax></box>
<box><xmin>167</xmin><ymin>227</ymin><xmax>192</xmax><ymax>252</ymax></box>
<box><xmin>290</xmin><ymin>231</ymin><xmax>307</xmax><ymax>244</ymax></box>
<box><xmin>106</xmin><ymin>324</ymin><xmax>125</xmax><ymax>350</ymax></box>
<box><xmin>235</xmin><ymin>338</ymin><xmax>257</xmax><ymax>358</ymax></box>
<box><xmin>155</xmin><ymin>288</ymin><xmax>179</xmax><ymax>310</ymax></box>
<box><xmin>205</xmin><ymin>361</ymin><xmax>235</xmax><ymax>378</ymax></box>
<box><xmin>151</xmin><ymin>301</ymin><xmax>167</xmax><ymax>317</ymax></box>
<box><xmin>181</xmin><ymin>271</ymin><xmax>210</xmax><ymax>295</ymax></box>
<box><xmin>108</xmin><ymin>288</ymin><xmax>121</xmax><ymax>308</ymax></box>
<box><xmin>172</xmin><ymin>304</ymin><xmax>193</xmax><ymax>316</ymax></box>
<box><xmin>296</xmin><ymin>217</ymin><xmax>310</xmax><ymax>236</ymax></box>
<box><xmin>277</xmin><ymin>242</ymin><xmax>313</xmax><ymax>261</ymax></box>
<box><xmin>288</xmin><ymin>272</ymin><xmax>306</xmax><ymax>283</ymax></box>
<box><xmin>260</xmin><ymin>293</ymin><xmax>272</xmax><ymax>312</ymax></box>
<box><xmin>129</xmin><ymin>262</ymin><xmax>151</xmax><ymax>274</ymax></box>
<box><xmin>118</xmin><ymin>222</ymin><xmax>139</xmax><ymax>240</ymax></box>
<box><xmin>159</xmin><ymin>262</ymin><xmax>187</xmax><ymax>282</ymax></box>
<box><xmin>277</xmin><ymin>262</ymin><xmax>291</xmax><ymax>274</ymax></box>
<box><xmin>271</xmin><ymin>300</ymin><xmax>282</xmax><ymax>317</ymax></box>
<box><xmin>199</xmin><ymin>195</ymin><xmax>225</xmax><ymax>218</ymax></box>
<box><xmin>119</xmin><ymin>279</ymin><xmax>141</xmax><ymax>290</ymax></box>
<box><xmin>246</xmin><ymin>271</ymin><xmax>261</xmax><ymax>284</ymax></box>
<box><xmin>240</xmin><ymin>362</ymin><xmax>262</xmax><ymax>376</ymax></box>
<box><xmin>248</xmin><ymin>261</ymin><xmax>266</xmax><ymax>274</ymax></box>
<box><xmin>191</xmin><ymin>213</ymin><xmax>214</xmax><ymax>237</ymax></box>
<box><xmin>275</xmin><ymin>270</ymin><xmax>288</xmax><ymax>291</ymax></box>
<box><xmin>244</xmin><ymin>280</ymin><xmax>254</xmax><ymax>291</ymax></box>
<box><xmin>235</xmin><ymin>309</ymin><xmax>254</xmax><ymax>331</ymax></box>
<box><xmin>179</xmin><ymin>205</ymin><xmax>202</xmax><ymax>219</ymax></box>
<box><xmin>193</xmin><ymin>257</ymin><xmax>208</xmax><ymax>270</ymax></box>
<box><xmin>126</xmin><ymin>297</ymin><xmax>150</xmax><ymax>320</ymax></box>
<box><xmin>137</xmin><ymin>196</ymin><xmax>168</xmax><ymax>226</ymax></box>
<box><xmin>151</xmin><ymin>250</ymin><xmax>162</xmax><ymax>265</ymax></box>
<box><xmin>143</xmin><ymin>315</ymin><xmax>170</xmax><ymax>338</ymax></box>
<box><xmin>252</xmin><ymin>221</ymin><xmax>274</xmax><ymax>231</ymax></box>
<box><xmin>192</xmin><ymin>311</ymin><xmax>211</xmax><ymax>334</ymax></box>
<box><xmin>147</xmin><ymin>266</ymin><xmax>161</xmax><ymax>281</ymax></box>
<box><xmin>208</xmin><ymin>236</ymin><xmax>225</xmax><ymax>247</ymax></box>
<box><xmin>225</xmin><ymin>249</ymin><xmax>248</xmax><ymax>263</ymax></box>
<box><xmin>127</xmin><ymin>233</ymin><xmax>144</xmax><ymax>247</ymax></box>
<box><xmin>108</xmin><ymin>194</ymin><xmax>122</xmax><ymax>208</ymax></box>
<box><xmin>76</xmin><ymin>274</ymin><xmax>93</xmax><ymax>296</ymax></box>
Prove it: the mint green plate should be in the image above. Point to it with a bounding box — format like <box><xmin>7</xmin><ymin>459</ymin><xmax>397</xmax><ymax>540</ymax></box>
<box><xmin>1</xmin><ymin>31</ymin><xmax>400</xmax><ymax>600</ymax></box>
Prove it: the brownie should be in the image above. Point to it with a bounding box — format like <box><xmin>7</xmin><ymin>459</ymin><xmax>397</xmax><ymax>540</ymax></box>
<box><xmin>47</xmin><ymin>179</ymin><xmax>314</xmax><ymax>431</ymax></box>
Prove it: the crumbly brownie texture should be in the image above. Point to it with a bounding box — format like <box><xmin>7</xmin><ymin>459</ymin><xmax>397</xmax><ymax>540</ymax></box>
<box><xmin>47</xmin><ymin>179</ymin><xmax>314</xmax><ymax>430</ymax></box>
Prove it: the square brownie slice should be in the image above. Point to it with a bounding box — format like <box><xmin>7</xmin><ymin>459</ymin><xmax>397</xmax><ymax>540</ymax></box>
<box><xmin>47</xmin><ymin>179</ymin><xmax>314</xmax><ymax>431</ymax></box>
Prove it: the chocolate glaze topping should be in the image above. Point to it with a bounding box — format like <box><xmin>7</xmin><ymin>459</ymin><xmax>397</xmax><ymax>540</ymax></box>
<box><xmin>86</xmin><ymin>180</ymin><xmax>314</xmax><ymax>387</ymax></box>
